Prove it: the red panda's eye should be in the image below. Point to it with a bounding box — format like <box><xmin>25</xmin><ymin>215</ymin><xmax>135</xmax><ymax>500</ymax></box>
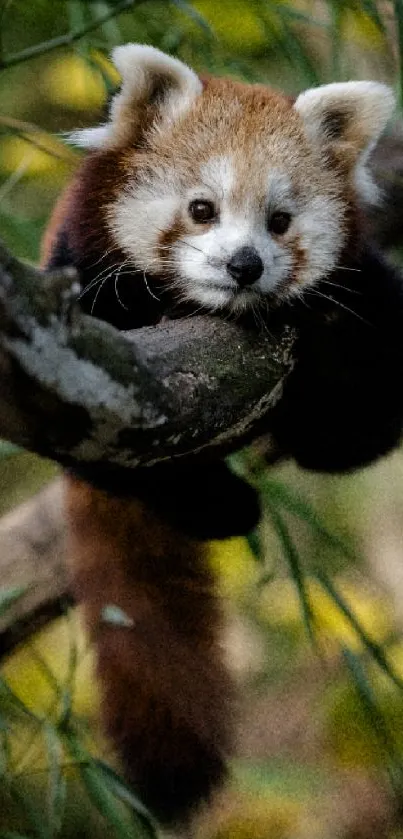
<box><xmin>189</xmin><ymin>200</ymin><xmax>216</xmax><ymax>223</ymax></box>
<box><xmin>269</xmin><ymin>212</ymin><xmax>292</xmax><ymax>236</ymax></box>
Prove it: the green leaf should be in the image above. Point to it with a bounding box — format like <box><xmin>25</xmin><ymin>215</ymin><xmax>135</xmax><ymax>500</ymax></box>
<box><xmin>0</xmin><ymin>677</ymin><xmax>42</xmax><ymax>723</ymax></box>
<box><xmin>270</xmin><ymin>3</ymin><xmax>330</xmax><ymax>31</ymax></box>
<box><xmin>44</xmin><ymin>723</ymin><xmax>66</xmax><ymax>837</ymax></box>
<box><xmin>262</xmin><ymin>478</ymin><xmax>356</xmax><ymax>562</ymax></box>
<box><xmin>317</xmin><ymin>571</ymin><xmax>403</xmax><ymax>692</ymax></box>
<box><xmin>80</xmin><ymin>764</ymin><xmax>152</xmax><ymax>839</ymax></box>
<box><xmin>26</xmin><ymin>644</ymin><xmax>63</xmax><ymax>699</ymax></box>
<box><xmin>89</xmin><ymin>2</ymin><xmax>123</xmax><ymax>46</ymax></box>
<box><xmin>0</xmin><ymin>440</ymin><xmax>20</xmax><ymax>458</ymax></box>
<box><xmin>6</xmin><ymin>781</ymin><xmax>50</xmax><ymax>839</ymax></box>
<box><xmin>0</xmin><ymin>721</ymin><xmax>11</xmax><ymax>777</ymax></box>
<box><xmin>0</xmin><ymin>211</ymin><xmax>45</xmax><ymax>262</ymax></box>
<box><xmin>266</xmin><ymin>503</ymin><xmax>316</xmax><ymax>646</ymax></box>
<box><xmin>0</xmin><ymin>586</ymin><xmax>28</xmax><ymax>618</ymax></box>
<box><xmin>93</xmin><ymin>759</ymin><xmax>157</xmax><ymax>836</ymax></box>
<box><xmin>342</xmin><ymin>646</ymin><xmax>403</xmax><ymax>791</ymax></box>
<box><xmin>62</xmin><ymin>726</ymin><xmax>156</xmax><ymax>838</ymax></box>
<box><xmin>352</xmin><ymin>0</ymin><xmax>386</xmax><ymax>34</ymax></box>
<box><xmin>246</xmin><ymin>528</ymin><xmax>263</xmax><ymax>563</ymax></box>
<box><xmin>258</xmin><ymin>7</ymin><xmax>321</xmax><ymax>86</ymax></box>
<box><xmin>171</xmin><ymin>0</ymin><xmax>215</xmax><ymax>39</ymax></box>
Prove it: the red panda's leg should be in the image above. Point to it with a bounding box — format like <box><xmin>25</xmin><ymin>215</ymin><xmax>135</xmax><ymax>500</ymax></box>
<box><xmin>65</xmin><ymin>475</ymin><xmax>233</xmax><ymax>829</ymax></box>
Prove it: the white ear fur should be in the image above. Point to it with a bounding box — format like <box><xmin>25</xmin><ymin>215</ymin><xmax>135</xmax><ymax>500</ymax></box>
<box><xmin>295</xmin><ymin>81</ymin><xmax>395</xmax><ymax>203</ymax></box>
<box><xmin>295</xmin><ymin>81</ymin><xmax>395</xmax><ymax>148</ymax></box>
<box><xmin>67</xmin><ymin>125</ymin><xmax>112</xmax><ymax>149</ymax></box>
<box><xmin>68</xmin><ymin>44</ymin><xmax>202</xmax><ymax>150</ymax></box>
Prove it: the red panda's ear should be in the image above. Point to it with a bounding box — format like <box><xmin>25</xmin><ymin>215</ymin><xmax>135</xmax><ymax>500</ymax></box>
<box><xmin>68</xmin><ymin>44</ymin><xmax>202</xmax><ymax>150</ymax></box>
<box><xmin>294</xmin><ymin>81</ymin><xmax>395</xmax><ymax>202</ymax></box>
<box><xmin>294</xmin><ymin>81</ymin><xmax>394</xmax><ymax>152</ymax></box>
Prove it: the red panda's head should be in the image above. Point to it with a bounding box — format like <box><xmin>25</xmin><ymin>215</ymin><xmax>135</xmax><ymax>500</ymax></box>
<box><xmin>69</xmin><ymin>45</ymin><xmax>394</xmax><ymax>316</ymax></box>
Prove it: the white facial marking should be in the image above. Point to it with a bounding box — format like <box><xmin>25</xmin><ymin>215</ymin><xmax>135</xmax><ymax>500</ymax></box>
<box><xmin>108</xmin><ymin>147</ymin><xmax>346</xmax><ymax>314</ymax></box>
<box><xmin>110</xmin><ymin>182</ymin><xmax>179</xmax><ymax>273</ymax></box>
<box><xmin>175</xmin><ymin>159</ymin><xmax>291</xmax><ymax>310</ymax></box>
<box><xmin>173</xmin><ymin>160</ymin><xmax>344</xmax><ymax>311</ymax></box>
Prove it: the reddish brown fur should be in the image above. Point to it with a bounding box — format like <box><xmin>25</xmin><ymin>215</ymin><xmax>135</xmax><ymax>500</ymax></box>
<box><xmin>289</xmin><ymin>234</ymin><xmax>308</xmax><ymax>288</ymax></box>
<box><xmin>157</xmin><ymin>214</ymin><xmax>187</xmax><ymax>264</ymax></box>
<box><xmin>42</xmin><ymin>144</ymin><xmax>235</xmax><ymax>825</ymax></box>
<box><xmin>41</xmin><ymin>149</ymin><xmax>129</xmax><ymax>267</ymax></box>
<box><xmin>65</xmin><ymin>478</ymin><xmax>233</xmax><ymax>826</ymax></box>
<box><xmin>42</xmin><ymin>65</ymin><xmax>380</xmax><ymax>830</ymax></box>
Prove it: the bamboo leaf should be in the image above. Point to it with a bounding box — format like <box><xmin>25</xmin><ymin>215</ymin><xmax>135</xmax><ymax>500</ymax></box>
<box><xmin>0</xmin><ymin>587</ymin><xmax>28</xmax><ymax>618</ymax></box>
<box><xmin>246</xmin><ymin>528</ymin><xmax>263</xmax><ymax>563</ymax></box>
<box><xmin>270</xmin><ymin>3</ymin><xmax>330</xmax><ymax>31</ymax></box>
<box><xmin>266</xmin><ymin>503</ymin><xmax>316</xmax><ymax>645</ymax></box>
<box><xmin>0</xmin><ymin>440</ymin><xmax>20</xmax><ymax>458</ymax></box>
<box><xmin>262</xmin><ymin>479</ymin><xmax>355</xmax><ymax>562</ymax></box>
<box><xmin>26</xmin><ymin>644</ymin><xmax>63</xmax><ymax>700</ymax></box>
<box><xmin>93</xmin><ymin>759</ymin><xmax>157</xmax><ymax>836</ymax></box>
<box><xmin>0</xmin><ymin>677</ymin><xmax>42</xmax><ymax>724</ymax></box>
<box><xmin>259</xmin><ymin>8</ymin><xmax>321</xmax><ymax>86</ymax></box>
<box><xmin>7</xmin><ymin>782</ymin><xmax>50</xmax><ymax>839</ymax></box>
<box><xmin>342</xmin><ymin>646</ymin><xmax>403</xmax><ymax>791</ymax></box>
<box><xmin>352</xmin><ymin>0</ymin><xmax>386</xmax><ymax>34</ymax></box>
<box><xmin>44</xmin><ymin>723</ymin><xmax>66</xmax><ymax>838</ymax></box>
<box><xmin>61</xmin><ymin>725</ymin><xmax>156</xmax><ymax>838</ymax></box>
<box><xmin>317</xmin><ymin>571</ymin><xmax>403</xmax><ymax>692</ymax></box>
<box><xmin>170</xmin><ymin>0</ymin><xmax>215</xmax><ymax>39</ymax></box>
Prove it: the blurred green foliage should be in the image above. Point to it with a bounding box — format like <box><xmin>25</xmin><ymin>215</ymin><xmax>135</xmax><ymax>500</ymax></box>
<box><xmin>2</xmin><ymin>1</ymin><xmax>403</xmax><ymax>838</ymax></box>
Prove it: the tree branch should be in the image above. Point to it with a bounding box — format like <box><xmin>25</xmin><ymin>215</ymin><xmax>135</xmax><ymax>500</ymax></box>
<box><xmin>0</xmin><ymin>0</ymin><xmax>148</xmax><ymax>71</ymax></box>
<box><xmin>0</xmin><ymin>479</ymin><xmax>70</xmax><ymax>660</ymax></box>
<box><xmin>0</xmin><ymin>241</ymin><xmax>295</xmax><ymax>469</ymax></box>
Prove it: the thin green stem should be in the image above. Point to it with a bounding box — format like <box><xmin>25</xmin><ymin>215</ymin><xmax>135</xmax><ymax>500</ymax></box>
<box><xmin>266</xmin><ymin>502</ymin><xmax>317</xmax><ymax>648</ymax></box>
<box><xmin>0</xmin><ymin>0</ymin><xmax>145</xmax><ymax>71</ymax></box>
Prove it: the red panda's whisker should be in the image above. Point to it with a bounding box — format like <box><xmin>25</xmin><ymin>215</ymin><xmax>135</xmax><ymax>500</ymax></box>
<box><xmin>87</xmin><ymin>244</ymin><xmax>122</xmax><ymax>271</ymax></box>
<box><xmin>76</xmin><ymin>261</ymin><xmax>128</xmax><ymax>299</ymax></box>
<box><xmin>252</xmin><ymin>303</ymin><xmax>277</xmax><ymax>341</ymax></box>
<box><xmin>142</xmin><ymin>272</ymin><xmax>161</xmax><ymax>302</ymax></box>
<box><xmin>77</xmin><ymin>276</ymin><xmax>107</xmax><ymax>301</ymax></box>
<box><xmin>84</xmin><ymin>262</ymin><xmax>133</xmax><ymax>310</ymax></box>
<box><xmin>178</xmin><ymin>240</ymin><xmax>205</xmax><ymax>255</ymax></box>
<box><xmin>114</xmin><ymin>268</ymin><xmax>129</xmax><ymax>311</ymax></box>
<box><xmin>320</xmin><ymin>279</ymin><xmax>362</xmax><ymax>295</ymax></box>
<box><xmin>305</xmin><ymin>288</ymin><xmax>368</xmax><ymax>324</ymax></box>
<box><xmin>90</xmin><ymin>277</ymin><xmax>109</xmax><ymax>315</ymax></box>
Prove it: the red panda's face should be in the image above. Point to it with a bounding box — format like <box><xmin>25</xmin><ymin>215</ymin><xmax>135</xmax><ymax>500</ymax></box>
<box><xmin>70</xmin><ymin>45</ymin><xmax>394</xmax><ymax>316</ymax></box>
<box><xmin>107</xmin><ymin>98</ymin><xmax>346</xmax><ymax>314</ymax></box>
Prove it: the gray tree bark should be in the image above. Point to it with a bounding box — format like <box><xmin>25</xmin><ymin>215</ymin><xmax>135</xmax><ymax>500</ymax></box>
<box><xmin>0</xmin><ymin>241</ymin><xmax>295</xmax><ymax>469</ymax></box>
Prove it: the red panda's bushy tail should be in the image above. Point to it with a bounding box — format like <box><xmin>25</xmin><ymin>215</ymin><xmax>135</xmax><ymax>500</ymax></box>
<box><xmin>65</xmin><ymin>475</ymin><xmax>233</xmax><ymax>828</ymax></box>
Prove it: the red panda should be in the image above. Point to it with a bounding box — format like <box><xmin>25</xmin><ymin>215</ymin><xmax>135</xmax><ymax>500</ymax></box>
<box><xmin>42</xmin><ymin>44</ymin><xmax>403</xmax><ymax>832</ymax></box>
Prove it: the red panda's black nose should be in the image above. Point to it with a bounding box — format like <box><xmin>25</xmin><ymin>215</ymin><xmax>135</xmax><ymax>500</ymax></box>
<box><xmin>227</xmin><ymin>247</ymin><xmax>264</xmax><ymax>287</ymax></box>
